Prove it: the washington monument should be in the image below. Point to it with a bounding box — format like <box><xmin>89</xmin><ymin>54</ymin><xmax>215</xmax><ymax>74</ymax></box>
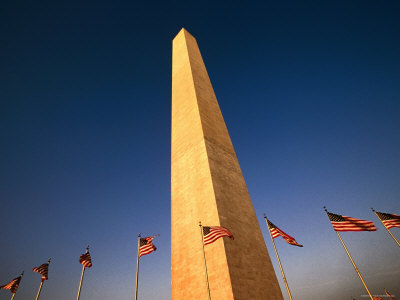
<box><xmin>171</xmin><ymin>28</ymin><xmax>283</xmax><ymax>299</ymax></box>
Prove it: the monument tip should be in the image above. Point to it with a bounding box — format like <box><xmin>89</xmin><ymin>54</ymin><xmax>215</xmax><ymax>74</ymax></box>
<box><xmin>174</xmin><ymin>27</ymin><xmax>195</xmax><ymax>40</ymax></box>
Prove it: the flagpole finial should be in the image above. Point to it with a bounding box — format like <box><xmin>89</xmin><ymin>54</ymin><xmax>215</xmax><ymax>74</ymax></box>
<box><xmin>371</xmin><ymin>207</ymin><xmax>375</xmax><ymax>212</ymax></box>
<box><xmin>263</xmin><ymin>213</ymin><xmax>267</xmax><ymax>218</ymax></box>
<box><xmin>47</xmin><ymin>258</ymin><xmax>51</xmax><ymax>264</ymax></box>
<box><xmin>21</xmin><ymin>270</ymin><xmax>24</xmax><ymax>276</ymax></box>
<box><xmin>138</xmin><ymin>233</ymin><xmax>141</xmax><ymax>238</ymax></box>
<box><xmin>199</xmin><ymin>221</ymin><xmax>202</xmax><ymax>226</ymax></box>
<box><xmin>86</xmin><ymin>245</ymin><xmax>90</xmax><ymax>252</ymax></box>
<box><xmin>323</xmin><ymin>206</ymin><xmax>328</xmax><ymax>212</ymax></box>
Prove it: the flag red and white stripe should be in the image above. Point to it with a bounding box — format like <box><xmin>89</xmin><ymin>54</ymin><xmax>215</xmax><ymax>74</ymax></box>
<box><xmin>33</xmin><ymin>263</ymin><xmax>49</xmax><ymax>282</ymax></box>
<box><xmin>0</xmin><ymin>275</ymin><xmax>22</xmax><ymax>294</ymax></box>
<box><xmin>139</xmin><ymin>236</ymin><xmax>158</xmax><ymax>258</ymax></box>
<box><xmin>202</xmin><ymin>226</ymin><xmax>234</xmax><ymax>245</ymax></box>
<box><xmin>79</xmin><ymin>251</ymin><xmax>92</xmax><ymax>268</ymax></box>
<box><xmin>375</xmin><ymin>211</ymin><xmax>400</xmax><ymax>230</ymax></box>
<box><xmin>326</xmin><ymin>211</ymin><xmax>376</xmax><ymax>232</ymax></box>
<box><xmin>385</xmin><ymin>289</ymin><xmax>396</xmax><ymax>300</ymax></box>
<box><xmin>267</xmin><ymin>220</ymin><xmax>303</xmax><ymax>247</ymax></box>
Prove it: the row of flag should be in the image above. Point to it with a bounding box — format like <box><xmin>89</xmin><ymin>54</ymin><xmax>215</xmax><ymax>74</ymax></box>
<box><xmin>200</xmin><ymin>208</ymin><xmax>399</xmax><ymax>300</ymax></box>
<box><xmin>197</xmin><ymin>209</ymin><xmax>398</xmax><ymax>300</ymax></box>
<box><xmin>265</xmin><ymin>208</ymin><xmax>399</xmax><ymax>300</ymax></box>
<box><xmin>0</xmin><ymin>225</ymin><xmax>232</xmax><ymax>300</ymax></box>
<box><xmin>0</xmin><ymin>249</ymin><xmax>92</xmax><ymax>300</ymax></box>
<box><xmin>1</xmin><ymin>209</ymin><xmax>398</xmax><ymax>299</ymax></box>
<box><xmin>269</xmin><ymin>208</ymin><xmax>400</xmax><ymax>247</ymax></box>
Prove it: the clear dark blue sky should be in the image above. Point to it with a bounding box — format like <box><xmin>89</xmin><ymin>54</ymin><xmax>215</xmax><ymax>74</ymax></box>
<box><xmin>1</xmin><ymin>1</ymin><xmax>399</xmax><ymax>299</ymax></box>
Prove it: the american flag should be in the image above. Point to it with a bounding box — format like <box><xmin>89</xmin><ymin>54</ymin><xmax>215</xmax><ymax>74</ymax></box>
<box><xmin>327</xmin><ymin>211</ymin><xmax>377</xmax><ymax>232</ymax></box>
<box><xmin>139</xmin><ymin>236</ymin><xmax>158</xmax><ymax>258</ymax></box>
<box><xmin>0</xmin><ymin>275</ymin><xmax>22</xmax><ymax>294</ymax></box>
<box><xmin>203</xmin><ymin>226</ymin><xmax>234</xmax><ymax>245</ymax></box>
<box><xmin>267</xmin><ymin>220</ymin><xmax>303</xmax><ymax>247</ymax></box>
<box><xmin>32</xmin><ymin>263</ymin><xmax>49</xmax><ymax>282</ymax></box>
<box><xmin>375</xmin><ymin>211</ymin><xmax>400</xmax><ymax>230</ymax></box>
<box><xmin>79</xmin><ymin>251</ymin><xmax>92</xmax><ymax>268</ymax></box>
<box><xmin>385</xmin><ymin>289</ymin><xmax>396</xmax><ymax>300</ymax></box>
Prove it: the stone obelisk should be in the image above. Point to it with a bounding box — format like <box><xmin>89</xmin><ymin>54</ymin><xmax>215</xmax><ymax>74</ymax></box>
<box><xmin>171</xmin><ymin>28</ymin><xmax>283</xmax><ymax>300</ymax></box>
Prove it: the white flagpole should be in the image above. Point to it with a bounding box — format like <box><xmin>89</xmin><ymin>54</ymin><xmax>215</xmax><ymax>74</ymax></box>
<box><xmin>35</xmin><ymin>281</ymin><xmax>43</xmax><ymax>300</ymax></box>
<box><xmin>264</xmin><ymin>214</ymin><xmax>293</xmax><ymax>300</ymax></box>
<box><xmin>324</xmin><ymin>207</ymin><xmax>373</xmax><ymax>300</ymax></box>
<box><xmin>135</xmin><ymin>233</ymin><xmax>141</xmax><ymax>300</ymax></box>
<box><xmin>335</xmin><ymin>231</ymin><xmax>373</xmax><ymax>300</ymax></box>
<box><xmin>76</xmin><ymin>267</ymin><xmax>85</xmax><ymax>300</ymax></box>
<box><xmin>199</xmin><ymin>222</ymin><xmax>212</xmax><ymax>300</ymax></box>
<box><xmin>76</xmin><ymin>245</ymin><xmax>89</xmax><ymax>300</ymax></box>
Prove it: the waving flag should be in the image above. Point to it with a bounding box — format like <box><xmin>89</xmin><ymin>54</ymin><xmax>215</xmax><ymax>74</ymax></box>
<box><xmin>0</xmin><ymin>274</ymin><xmax>22</xmax><ymax>294</ymax></box>
<box><xmin>33</xmin><ymin>263</ymin><xmax>49</xmax><ymax>282</ymax></box>
<box><xmin>385</xmin><ymin>289</ymin><xmax>396</xmax><ymax>300</ymax></box>
<box><xmin>79</xmin><ymin>251</ymin><xmax>92</xmax><ymax>268</ymax></box>
<box><xmin>203</xmin><ymin>226</ymin><xmax>234</xmax><ymax>245</ymax></box>
<box><xmin>326</xmin><ymin>211</ymin><xmax>376</xmax><ymax>232</ymax></box>
<box><xmin>267</xmin><ymin>220</ymin><xmax>303</xmax><ymax>247</ymax></box>
<box><xmin>375</xmin><ymin>211</ymin><xmax>400</xmax><ymax>230</ymax></box>
<box><xmin>139</xmin><ymin>236</ymin><xmax>158</xmax><ymax>257</ymax></box>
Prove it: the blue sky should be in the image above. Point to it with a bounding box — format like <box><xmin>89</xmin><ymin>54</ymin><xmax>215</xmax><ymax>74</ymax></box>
<box><xmin>1</xmin><ymin>1</ymin><xmax>399</xmax><ymax>299</ymax></box>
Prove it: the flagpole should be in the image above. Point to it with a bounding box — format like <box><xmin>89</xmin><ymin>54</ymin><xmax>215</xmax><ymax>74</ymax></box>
<box><xmin>135</xmin><ymin>233</ymin><xmax>140</xmax><ymax>300</ymax></box>
<box><xmin>35</xmin><ymin>258</ymin><xmax>50</xmax><ymax>300</ymax></box>
<box><xmin>35</xmin><ymin>281</ymin><xmax>43</xmax><ymax>300</ymax></box>
<box><xmin>371</xmin><ymin>208</ymin><xmax>400</xmax><ymax>248</ymax></box>
<box><xmin>263</xmin><ymin>214</ymin><xmax>293</xmax><ymax>300</ymax></box>
<box><xmin>323</xmin><ymin>207</ymin><xmax>373</xmax><ymax>300</ymax></box>
<box><xmin>76</xmin><ymin>245</ymin><xmax>89</xmax><ymax>300</ymax></box>
<box><xmin>335</xmin><ymin>231</ymin><xmax>373</xmax><ymax>300</ymax></box>
<box><xmin>199</xmin><ymin>222</ymin><xmax>212</xmax><ymax>300</ymax></box>
<box><xmin>76</xmin><ymin>267</ymin><xmax>85</xmax><ymax>300</ymax></box>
